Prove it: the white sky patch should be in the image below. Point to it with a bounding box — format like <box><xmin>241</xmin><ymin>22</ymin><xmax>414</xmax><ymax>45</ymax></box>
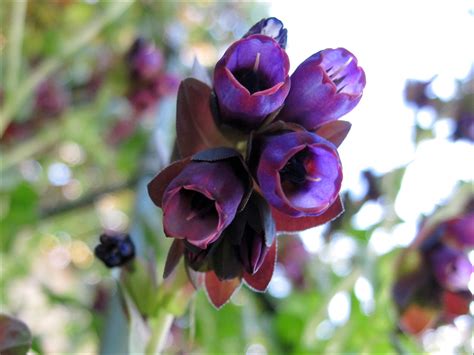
<box><xmin>299</xmin><ymin>225</ymin><xmax>326</xmax><ymax>253</ymax></box>
<box><xmin>352</xmin><ymin>200</ymin><xmax>385</xmax><ymax>230</ymax></box>
<box><xmin>270</xmin><ymin>0</ymin><xmax>474</xmax><ymax>190</ymax></box>
<box><xmin>395</xmin><ymin>138</ymin><xmax>474</xmax><ymax>223</ymax></box>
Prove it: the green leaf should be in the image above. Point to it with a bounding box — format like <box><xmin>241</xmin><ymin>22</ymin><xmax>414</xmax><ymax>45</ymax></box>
<box><xmin>0</xmin><ymin>182</ymin><xmax>38</xmax><ymax>252</ymax></box>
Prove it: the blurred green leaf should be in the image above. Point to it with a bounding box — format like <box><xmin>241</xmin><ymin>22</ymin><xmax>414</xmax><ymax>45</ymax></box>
<box><xmin>0</xmin><ymin>182</ymin><xmax>38</xmax><ymax>252</ymax></box>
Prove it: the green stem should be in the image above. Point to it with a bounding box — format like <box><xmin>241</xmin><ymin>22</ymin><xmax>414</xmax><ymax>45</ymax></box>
<box><xmin>5</xmin><ymin>0</ymin><xmax>27</xmax><ymax>96</ymax></box>
<box><xmin>302</xmin><ymin>267</ymin><xmax>362</xmax><ymax>346</ymax></box>
<box><xmin>0</xmin><ymin>0</ymin><xmax>134</xmax><ymax>134</ymax></box>
<box><xmin>146</xmin><ymin>309</ymin><xmax>174</xmax><ymax>354</ymax></box>
<box><xmin>0</xmin><ymin>124</ymin><xmax>62</xmax><ymax>172</ymax></box>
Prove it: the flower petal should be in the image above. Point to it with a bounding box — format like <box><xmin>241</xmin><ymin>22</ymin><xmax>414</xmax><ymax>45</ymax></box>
<box><xmin>314</xmin><ymin>120</ymin><xmax>352</xmax><ymax>147</ymax></box>
<box><xmin>272</xmin><ymin>196</ymin><xmax>344</xmax><ymax>233</ymax></box>
<box><xmin>176</xmin><ymin>78</ymin><xmax>230</xmax><ymax>157</ymax></box>
<box><xmin>147</xmin><ymin>158</ymin><xmax>190</xmax><ymax>207</ymax></box>
<box><xmin>243</xmin><ymin>239</ymin><xmax>277</xmax><ymax>292</ymax></box>
<box><xmin>204</xmin><ymin>271</ymin><xmax>242</xmax><ymax>309</ymax></box>
<box><xmin>163</xmin><ymin>239</ymin><xmax>185</xmax><ymax>278</ymax></box>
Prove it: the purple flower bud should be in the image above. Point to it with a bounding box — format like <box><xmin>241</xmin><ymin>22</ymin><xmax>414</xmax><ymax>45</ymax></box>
<box><xmin>244</xmin><ymin>17</ymin><xmax>287</xmax><ymax>49</ymax></box>
<box><xmin>213</xmin><ymin>35</ymin><xmax>290</xmax><ymax>130</ymax></box>
<box><xmin>239</xmin><ymin>227</ymin><xmax>269</xmax><ymax>275</ymax></box>
<box><xmin>94</xmin><ymin>233</ymin><xmax>135</xmax><ymax>268</ymax></box>
<box><xmin>162</xmin><ymin>160</ymin><xmax>245</xmax><ymax>249</ymax></box>
<box><xmin>430</xmin><ymin>245</ymin><xmax>473</xmax><ymax>292</ymax></box>
<box><xmin>278</xmin><ymin>48</ymin><xmax>365</xmax><ymax>130</ymax></box>
<box><xmin>127</xmin><ymin>38</ymin><xmax>163</xmax><ymax>81</ymax></box>
<box><xmin>254</xmin><ymin>130</ymin><xmax>342</xmax><ymax>217</ymax></box>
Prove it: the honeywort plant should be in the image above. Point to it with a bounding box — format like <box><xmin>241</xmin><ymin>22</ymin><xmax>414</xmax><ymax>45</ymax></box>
<box><xmin>93</xmin><ymin>16</ymin><xmax>366</xmax><ymax>352</ymax></box>
<box><xmin>146</xmin><ymin>17</ymin><xmax>366</xmax><ymax>308</ymax></box>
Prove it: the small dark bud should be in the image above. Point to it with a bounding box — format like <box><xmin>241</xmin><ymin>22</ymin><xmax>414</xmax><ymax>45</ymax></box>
<box><xmin>94</xmin><ymin>233</ymin><xmax>135</xmax><ymax>268</ymax></box>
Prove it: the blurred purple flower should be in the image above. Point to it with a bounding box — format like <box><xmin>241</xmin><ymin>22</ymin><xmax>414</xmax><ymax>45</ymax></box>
<box><xmin>429</xmin><ymin>245</ymin><xmax>472</xmax><ymax>292</ymax></box>
<box><xmin>127</xmin><ymin>38</ymin><xmax>163</xmax><ymax>81</ymax></box>
<box><xmin>392</xmin><ymin>210</ymin><xmax>474</xmax><ymax>336</ymax></box>
<box><xmin>34</xmin><ymin>79</ymin><xmax>69</xmax><ymax>120</ymax></box>
<box><xmin>278</xmin><ymin>48</ymin><xmax>365</xmax><ymax>130</ymax></box>
<box><xmin>213</xmin><ymin>34</ymin><xmax>290</xmax><ymax>130</ymax></box>
<box><xmin>453</xmin><ymin>112</ymin><xmax>474</xmax><ymax>142</ymax></box>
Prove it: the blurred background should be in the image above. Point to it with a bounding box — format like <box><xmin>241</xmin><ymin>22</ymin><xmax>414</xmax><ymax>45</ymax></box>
<box><xmin>0</xmin><ymin>0</ymin><xmax>473</xmax><ymax>353</ymax></box>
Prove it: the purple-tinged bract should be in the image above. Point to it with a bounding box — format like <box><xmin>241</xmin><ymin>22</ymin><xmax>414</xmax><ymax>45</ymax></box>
<box><xmin>254</xmin><ymin>130</ymin><xmax>342</xmax><ymax>217</ymax></box>
<box><xmin>213</xmin><ymin>34</ymin><xmax>290</xmax><ymax>131</ymax></box>
<box><xmin>278</xmin><ymin>48</ymin><xmax>365</xmax><ymax>130</ymax></box>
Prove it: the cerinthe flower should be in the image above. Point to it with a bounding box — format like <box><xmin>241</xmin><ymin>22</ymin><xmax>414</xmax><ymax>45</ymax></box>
<box><xmin>213</xmin><ymin>34</ymin><xmax>290</xmax><ymax>131</ymax></box>
<box><xmin>278</xmin><ymin>48</ymin><xmax>365</xmax><ymax>130</ymax></box>
<box><xmin>251</xmin><ymin>129</ymin><xmax>342</xmax><ymax>218</ymax></box>
<box><xmin>148</xmin><ymin>148</ymin><xmax>252</xmax><ymax>250</ymax></box>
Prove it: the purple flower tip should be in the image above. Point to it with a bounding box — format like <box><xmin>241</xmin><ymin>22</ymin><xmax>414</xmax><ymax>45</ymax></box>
<box><xmin>244</xmin><ymin>17</ymin><xmax>287</xmax><ymax>49</ymax></box>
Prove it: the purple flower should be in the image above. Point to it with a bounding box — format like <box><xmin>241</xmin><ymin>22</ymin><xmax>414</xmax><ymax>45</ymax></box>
<box><xmin>253</xmin><ymin>130</ymin><xmax>342</xmax><ymax>217</ymax></box>
<box><xmin>94</xmin><ymin>233</ymin><xmax>135</xmax><ymax>268</ymax></box>
<box><xmin>162</xmin><ymin>161</ymin><xmax>244</xmax><ymax>249</ymax></box>
<box><xmin>429</xmin><ymin>245</ymin><xmax>473</xmax><ymax>292</ymax></box>
<box><xmin>213</xmin><ymin>34</ymin><xmax>290</xmax><ymax>130</ymax></box>
<box><xmin>127</xmin><ymin>38</ymin><xmax>163</xmax><ymax>81</ymax></box>
<box><xmin>278</xmin><ymin>48</ymin><xmax>365</xmax><ymax>130</ymax></box>
<box><xmin>148</xmin><ymin>148</ymin><xmax>252</xmax><ymax>250</ymax></box>
<box><xmin>243</xmin><ymin>17</ymin><xmax>287</xmax><ymax>49</ymax></box>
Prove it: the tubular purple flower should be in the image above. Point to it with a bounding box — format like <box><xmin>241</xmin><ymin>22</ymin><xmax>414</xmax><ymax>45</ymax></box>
<box><xmin>429</xmin><ymin>245</ymin><xmax>473</xmax><ymax>292</ymax></box>
<box><xmin>213</xmin><ymin>34</ymin><xmax>290</xmax><ymax>130</ymax></box>
<box><xmin>278</xmin><ymin>48</ymin><xmax>366</xmax><ymax>130</ymax></box>
<box><xmin>162</xmin><ymin>161</ymin><xmax>245</xmax><ymax>249</ymax></box>
<box><xmin>255</xmin><ymin>131</ymin><xmax>342</xmax><ymax>217</ymax></box>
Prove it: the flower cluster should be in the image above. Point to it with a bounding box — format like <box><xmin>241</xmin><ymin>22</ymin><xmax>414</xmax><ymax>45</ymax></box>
<box><xmin>392</xmin><ymin>212</ymin><xmax>473</xmax><ymax>335</ymax></box>
<box><xmin>148</xmin><ymin>18</ymin><xmax>366</xmax><ymax>308</ymax></box>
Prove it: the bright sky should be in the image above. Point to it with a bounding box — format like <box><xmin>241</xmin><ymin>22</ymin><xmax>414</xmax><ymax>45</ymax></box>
<box><xmin>271</xmin><ymin>0</ymin><xmax>474</xmax><ymax>224</ymax></box>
